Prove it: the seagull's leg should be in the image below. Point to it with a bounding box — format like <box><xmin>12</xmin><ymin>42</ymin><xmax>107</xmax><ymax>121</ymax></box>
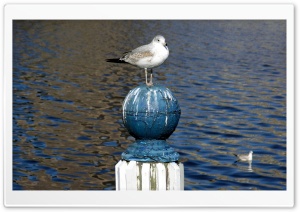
<box><xmin>149</xmin><ymin>69</ymin><xmax>153</xmax><ymax>86</ymax></box>
<box><xmin>145</xmin><ymin>68</ymin><xmax>152</xmax><ymax>86</ymax></box>
<box><xmin>145</xmin><ymin>68</ymin><xmax>153</xmax><ymax>86</ymax></box>
<box><xmin>145</xmin><ymin>68</ymin><xmax>148</xmax><ymax>85</ymax></box>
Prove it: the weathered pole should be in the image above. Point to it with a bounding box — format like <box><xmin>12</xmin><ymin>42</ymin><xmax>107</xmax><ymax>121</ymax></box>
<box><xmin>115</xmin><ymin>84</ymin><xmax>184</xmax><ymax>190</ymax></box>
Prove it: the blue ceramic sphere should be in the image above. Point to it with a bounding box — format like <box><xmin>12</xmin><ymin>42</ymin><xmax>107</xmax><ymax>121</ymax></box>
<box><xmin>122</xmin><ymin>84</ymin><xmax>181</xmax><ymax>140</ymax></box>
<box><xmin>121</xmin><ymin>84</ymin><xmax>181</xmax><ymax>162</ymax></box>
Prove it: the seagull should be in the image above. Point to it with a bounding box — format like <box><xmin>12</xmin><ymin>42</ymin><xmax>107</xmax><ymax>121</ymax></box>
<box><xmin>233</xmin><ymin>151</ymin><xmax>253</xmax><ymax>161</ymax></box>
<box><xmin>106</xmin><ymin>35</ymin><xmax>169</xmax><ymax>86</ymax></box>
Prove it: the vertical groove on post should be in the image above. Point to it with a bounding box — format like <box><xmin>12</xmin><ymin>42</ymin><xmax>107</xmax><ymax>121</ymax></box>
<box><xmin>142</xmin><ymin>163</ymin><xmax>150</xmax><ymax>191</ymax></box>
<box><xmin>150</xmin><ymin>163</ymin><xmax>157</xmax><ymax>190</ymax></box>
<box><xmin>166</xmin><ymin>163</ymin><xmax>170</xmax><ymax>190</ymax></box>
<box><xmin>136</xmin><ymin>162</ymin><xmax>142</xmax><ymax>190</ymax></box>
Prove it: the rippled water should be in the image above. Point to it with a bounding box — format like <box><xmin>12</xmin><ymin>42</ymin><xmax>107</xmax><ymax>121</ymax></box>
<box><xmin>13</xmin><ymin>20</ymin><xmax>286</xmax><ymax>190</ymax></box>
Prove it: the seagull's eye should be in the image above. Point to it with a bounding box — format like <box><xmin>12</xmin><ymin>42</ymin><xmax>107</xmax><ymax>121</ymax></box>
<box><xmin>157</xmin><ymin>39</ymin><xmax>160</xmax><ymax>42</ymax></box>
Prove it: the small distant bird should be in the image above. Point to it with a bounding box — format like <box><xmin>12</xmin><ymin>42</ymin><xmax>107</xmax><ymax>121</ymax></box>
<box><xmin>106</xmin><ymin>35</ymin><xmax>169</xmax><ymax>86</ymax></box>
<box><xmin>234</xmin><ymin>151</ymin><xmax>253</xmax><ymax>161</ymax></box>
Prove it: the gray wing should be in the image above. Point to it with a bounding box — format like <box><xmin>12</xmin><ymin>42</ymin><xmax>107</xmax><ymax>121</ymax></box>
<box><xmin>120</xmin><ymin>44</ymin><xmax>154</xmax><ymax>63</ymax></box>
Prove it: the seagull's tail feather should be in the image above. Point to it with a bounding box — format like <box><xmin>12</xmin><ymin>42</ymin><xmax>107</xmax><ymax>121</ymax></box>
<box><xmin>106</xmin><ymin>58</ymin><xmax>126</xmax><ymax>63</ymax></box>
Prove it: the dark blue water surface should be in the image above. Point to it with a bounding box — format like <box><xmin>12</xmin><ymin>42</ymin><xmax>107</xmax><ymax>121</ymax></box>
<box><xmin>13</xmin><ymin>20</ymin><xmax>286</xmax><ymax>190</ymax></box>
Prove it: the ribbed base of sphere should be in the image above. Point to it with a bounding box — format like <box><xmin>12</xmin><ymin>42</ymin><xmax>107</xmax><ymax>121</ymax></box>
<box><xmin>121</xmin><ymin>139</ymin><xmax>179</xmax><ymax>162</ymax></box>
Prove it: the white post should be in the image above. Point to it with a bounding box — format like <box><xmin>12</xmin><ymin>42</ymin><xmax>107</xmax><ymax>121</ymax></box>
<box><xmin>141</xmin><ymin>163</ymin><xmax>150</xmax><ymax>190</ymax></box>
<box><xmin>115</xmin><ymin>160</ymin><xmax>184</xmax><ymax>191</ymax></box>
<box><xmin>126</xmin><ymin>161</ymin><xmax>137</xmax><ymax>190</ymax></box>
<box><xmin>115</xmin><ymin>160</ymin><xmax>127</xmax><ymax>190</ymax></box>
<box><xmin>156</xmin><ymin>163</ymin><xmax>166</xmax><ymax>190</ymax></box>
<box><xmin>167</xmin><ymin>162</ymin><xmax>181</xmax><ymax>190</ymax></box>
<box><xmin>179</xmin><ymin>163</ymin><xmax>184</xmax><ymax>190</ymax></box>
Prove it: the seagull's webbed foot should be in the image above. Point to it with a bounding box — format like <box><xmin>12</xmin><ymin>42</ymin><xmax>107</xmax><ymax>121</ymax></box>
<box><xmin>146</xmin><ymin>81</ymin><xmax>153</xmax><ymax>86</ymax></box>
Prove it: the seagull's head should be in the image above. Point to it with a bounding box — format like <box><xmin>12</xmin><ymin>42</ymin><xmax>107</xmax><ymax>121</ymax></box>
<box><xmin>153</xmin><ymin>35</ymin><xmax>168</xmax><ymax>50</ymax></box>
<box><xmin>249</xmin><ymin>151</ymin><xmax>253</xmax><ymax>155</ymax></box>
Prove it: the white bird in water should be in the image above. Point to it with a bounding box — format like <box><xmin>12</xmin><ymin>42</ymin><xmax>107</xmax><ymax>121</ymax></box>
<box><xmin>234</xmin><ymin>151</ymin><xmax>253</xmax><ymax>161</ymax></box>
<box><xmin>106</xmin><ymin>35</ymin><xmax>169</xmax><ymax>86</ymax></box>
